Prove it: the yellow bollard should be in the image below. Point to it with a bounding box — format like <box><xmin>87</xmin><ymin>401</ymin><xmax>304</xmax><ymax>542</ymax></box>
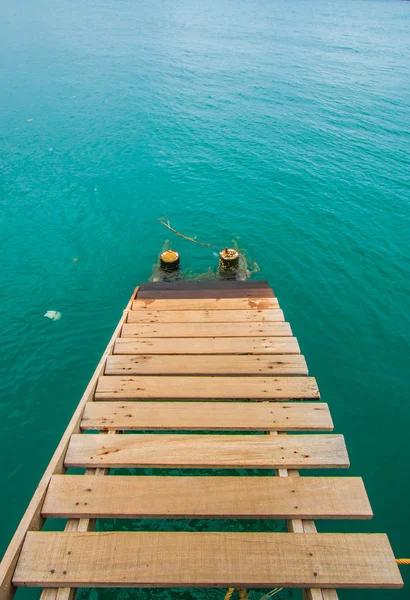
<box><xmin>159</xmin><ymin>249</ymin><xmax>180</xmax><ymax>271</ymax></box>
<box><xmin>219</xmin><ymin>248</ymin><xmax>240</xmax><ymax>272</ymax></box>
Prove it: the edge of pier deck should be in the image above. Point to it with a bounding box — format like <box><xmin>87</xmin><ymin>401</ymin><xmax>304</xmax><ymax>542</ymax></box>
<box><xmin>0</xmin><ymin>280</ymin><xmax>403</xmax><ymax>600</ymax></box>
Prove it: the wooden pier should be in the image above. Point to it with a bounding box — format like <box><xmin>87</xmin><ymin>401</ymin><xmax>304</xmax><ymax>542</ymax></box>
<box><xmin>0</xmin><ymin>280</ymin><xmax>403</xmax><ymax>599</ymax></box>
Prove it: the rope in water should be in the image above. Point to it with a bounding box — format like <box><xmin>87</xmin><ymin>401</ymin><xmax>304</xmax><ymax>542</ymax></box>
<box><xmin>223</xmin><ymin>588</ymin><xmax>282</xmax><ymax>600</ymax></box>
<box><xmin>397</xmin><ymin>558</ymin><xmax>410</xmax><ymax>565</ymax></box>
<box><xmin>223</xmin><ymin>588</ymin><xmax>235</xmax><ymax>600</ymax></box>
<box><xmin>258</xmin><ymin>589</ymin><xmax>282</xmax><ymax>600</ymax></box>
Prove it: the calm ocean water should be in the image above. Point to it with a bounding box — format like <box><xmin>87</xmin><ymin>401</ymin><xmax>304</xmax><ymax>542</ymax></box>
<box><xmin>1</xmin><ymin>0</ymin><xmax>409</xmax><ymax>598</ymax></box>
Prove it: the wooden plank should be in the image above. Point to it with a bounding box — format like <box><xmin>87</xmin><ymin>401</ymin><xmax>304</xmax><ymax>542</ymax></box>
<box><xmin>95</xmin><ymin>375</ymin><xmax>319</xmax><ymax>400</ymax></box>
<box><xmin>138</xmin><ymin>280</ymin><xmax>272</xmax><ymax>290</ymax></box>
<box><xmin>114</xmin><ymin>337</ymin><xmax>300</xmax><ymax>355</ymax></box>
<box><xmin>0</xmin><ymin>287</ymin><xmax>138</xmax><ymax>600</ymax></box>
<box><xmin>131</xmin><ymin>298</ymin><xmax>280</xmax><ymax>311</ymax></box>
<box><xmin>81</xmin><ymin>401</ymin><xmax>332</xmax><ymax>431</ymax></box>
<box><xmin>105</xmin><ymin>354</ymin><xmax>308</xmax><ymax>376</ymax></box>
<box><xmin>121</xmin><ymin>322</ymin><xmax>292</xmax><ymax>338</ymax></box>
<box><xmin>13</xmin><ymin>531</ymin><xmax>402</xmax><ymax>588</ymax></box>
<box><xmin>64</xmin><ymin>433</ymin><xmax>349</xmax><ymax>469</ymax></box>
<box><xmin>137</xmin><ymin>288</ymin><xmax>275</xmax><ymax>299</ymax></box>
<box><xmin>127</xmin><ymin>309</ymin><xmax>285</xmax><ymax>323</ymax></box>
<box><xmin>42</xmin><ymin>475</ymin><xmax>372</xmax><ymax>519</ymax></box>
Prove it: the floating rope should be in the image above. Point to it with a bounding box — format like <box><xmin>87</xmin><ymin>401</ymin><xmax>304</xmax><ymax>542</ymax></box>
<box><xmin>258</xmin><ymin>589</ymin><xmax>282</xmax><ymax>600</ymax></box>
<box><xmin>397</xmin><ymin>558</ymin><xmax>410</xmax><ymax>565</ymax></box>
<box><xmin>222</xmin><ymin>588</ymin><xmax>282</xmax><ymax>600</ymax></box>
<box><xmin>158</xmin><ymin>218</ymin><xmax>261</xmax><ymax>277</ymax></box>
<box><xmin>238</xmin><ymin>589</ymin><xmax>248</xmax><ymax>600</ymax></box>
<box><xmin>158</xmin><ymin>217</ymin><xmax>214</xmax><ymax>248</ymax></box>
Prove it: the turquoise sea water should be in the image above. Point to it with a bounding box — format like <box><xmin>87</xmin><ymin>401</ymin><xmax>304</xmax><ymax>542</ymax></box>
<box><xmin>1</xmin><ymin>0</ymin><xmax>410</xmax><ymax>598</ymax></box>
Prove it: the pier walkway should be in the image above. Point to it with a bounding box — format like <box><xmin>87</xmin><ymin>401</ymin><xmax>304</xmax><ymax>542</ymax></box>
<box><xmin>0</xmin><ymin>280</ymin><xmax>402</xmax><ymax>600</ymax></box>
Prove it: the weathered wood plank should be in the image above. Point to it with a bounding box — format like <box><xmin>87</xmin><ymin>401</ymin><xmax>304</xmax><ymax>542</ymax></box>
<box><xmin>13</xmin><ymin>532</ymin><xmax>402</xmax><ymax>588</ymax></box>
<box><xmin>95</xmin><ymin>375</ymin><xmax>318</xmax><ymax>400</ymax></box>
<box><xmin>137</xmin><ymin>288</ymin><xmax>275</xmax><ymax>299</ymax></box>
<box><xmin>138</xmin><ymin>280</ymin><xmax>272</xmax><ymax>291</ymax></box>
<box><xmin>121</xmin><ymin>322</ymin><xmax>292</xmax><ymax>338</ymax></box>
<box><xmin>105</xmin><ymin>354</ymin><xmax>308</xmax><ymax>376</ymax></box>
<box><xmin>64</xmin><ymin>433</ymin><xmax>348</xmax><ymax>469</ymax></box>
<box><xmin>42</xmin><ymin>475</ymin><xmax>372</xmax><ymax>519</ymax></box>
<box><xmin>127</xmin><ymin>309</ymin><xmax>285</xmax><ymax>323</ymax></box>
<box><xmin>131</xmin><ymin>298</ymin><xmax>279</xmax><ymax>311</ymax></box>
<box><xmin>81</xmin><ymin>401</ymin><xmax>332</xmax><ymax>431</ymax></box>
<box><xmin>114</xmin><ymin>337</ymin><xmax>300</xmax><ymax>355</ymax></box>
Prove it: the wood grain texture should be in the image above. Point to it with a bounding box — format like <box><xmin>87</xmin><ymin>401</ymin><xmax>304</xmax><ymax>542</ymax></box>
<box><xmin>121</xmin><ymin>322</ymin><xmax>292</xmax><ymax>338</ymax></box>
<box><xmin>127</xmin><ymin>309</ymin><xmax>285</xmax><ymax>323</ymax></box>
<box><xmin>105</xmin><ymin>354</ymin><xmax>308</xmax><ymax>376</ymax></box>
<box><xmin>131</xmin><ymin>298</ymin><xmax>279</xmax><ymax>311</ymax></box>
<box><xmin>13</xmin><ymin>531</ymin><xmax>402</xmax><ymax>588</ymax></box>
<box><xmin>114</xmin><ymin>337</ymin><xmax>300</xmax><ymax>355</ymax></box>
<box><xmin>42</xmin><ymin>475</ymin><xmax>372</xmax><ymax>519</ymax></box>
<box><xmin>95</xmin><ymin>375</ymin><xmax>319</xmax><ymax>400</ymax></box>
<box><xmin>64</xmin><ymin>433</ymin><xmax>349</xmax><ymax>469</ymax></box>
<box><xmin>81</xmin><ymin>401</ymin><xmax>332</xmax><ymax>431</ymax></box>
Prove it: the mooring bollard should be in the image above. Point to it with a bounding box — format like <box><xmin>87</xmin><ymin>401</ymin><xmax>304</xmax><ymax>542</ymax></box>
<box><xmin>219</xmin><ymin>247</ymin><xmax>239</xmax><ymax>272</ymax></box>
<box><xmin>159</xmin><ymin>249</ymin><xmax>180</xmax><ymax>271</ymax></box>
